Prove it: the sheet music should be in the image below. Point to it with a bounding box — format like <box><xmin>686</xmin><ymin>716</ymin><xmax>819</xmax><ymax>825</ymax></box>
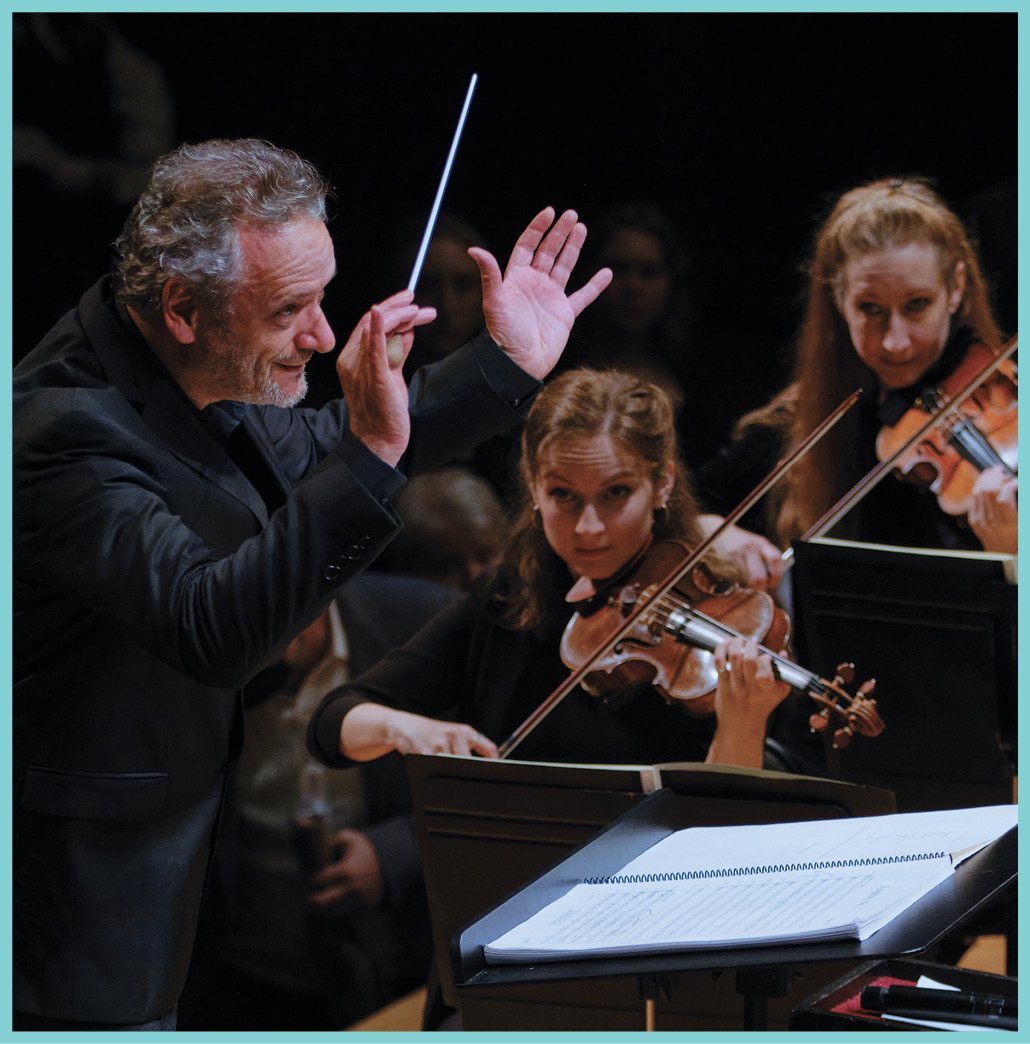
<box><xmin>483</xmin><ymin>805</ymin><xmax>1016</xmax><ymax>963</ymax></box>
<box><xmin>613</xmin><ymin>805</ymin><xmax>1017</xmax><ymax>877</ymax></box>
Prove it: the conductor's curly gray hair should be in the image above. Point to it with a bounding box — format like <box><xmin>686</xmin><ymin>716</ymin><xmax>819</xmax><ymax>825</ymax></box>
<box><xmin>114</xmin><ymin>138</ymin><xmax>329</xmax><ymax>318</ymax></box>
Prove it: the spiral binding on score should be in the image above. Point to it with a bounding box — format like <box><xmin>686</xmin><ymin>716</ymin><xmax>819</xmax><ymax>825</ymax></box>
<box><xmin>584</xmin><ymin>850</ymin><xmax>947</xmax><ymax>884</ymax></box>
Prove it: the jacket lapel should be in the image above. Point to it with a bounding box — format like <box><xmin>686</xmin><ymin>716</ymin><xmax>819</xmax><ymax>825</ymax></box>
<box><xmin>81</xmin><ymin>282</ymin><xmax>272</xmax><ymax>525</ymax></box>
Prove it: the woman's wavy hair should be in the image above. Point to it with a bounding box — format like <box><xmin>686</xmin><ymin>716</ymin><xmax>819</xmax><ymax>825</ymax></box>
<box><xmin>773</xmin><ymin>176</ymin><xmax>1003</xmax><ymax>544</ymax></box>
<box><xmin>114</xmin><ymin>138</ymin><xmax>330</xmax><ymax>317</ymax></box>
<box><xmin>497</xmin><ymin>367</ymin><xmax>717</xmax><ymax>634</ymax></box>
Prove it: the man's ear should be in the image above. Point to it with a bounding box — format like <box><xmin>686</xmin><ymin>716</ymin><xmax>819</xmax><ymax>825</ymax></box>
<box><xmin>162</xmin><ymin>279</ymin><xmax>200</xmax><ymax>344</ymax></box>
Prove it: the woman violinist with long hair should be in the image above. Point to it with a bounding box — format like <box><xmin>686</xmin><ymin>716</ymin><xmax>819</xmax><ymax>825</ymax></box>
<box><xmin>308</xmin><ymin>367</ymin><xmax>792</xmax><ymax>773</ymax></box>
<box><xmin>698</xmin><ymin>177</ymin><xmax>1017</xmax><ymax>589</ymax></box>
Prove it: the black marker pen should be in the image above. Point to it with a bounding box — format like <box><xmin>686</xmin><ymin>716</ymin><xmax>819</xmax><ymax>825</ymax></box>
<box><xmin>861</xmin><ymin>984</ymin><xmax>1017</xmax><ymax>1030</ymax></box>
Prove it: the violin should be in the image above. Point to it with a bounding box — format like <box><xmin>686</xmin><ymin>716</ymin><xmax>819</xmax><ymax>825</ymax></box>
<box><xmin>875</xmin><ymin>340</ymin><xmax>1017</xmax><ymax>517</ymax></box>
<box><xmin>794</xmin><ymin>335</ymin><xmax>1019</xmax><ymax>550</ymax></box>
<box><xmin>559</xmin><ymin>539</ymin><xmax>884</xmax><ymax>750</ymax></box>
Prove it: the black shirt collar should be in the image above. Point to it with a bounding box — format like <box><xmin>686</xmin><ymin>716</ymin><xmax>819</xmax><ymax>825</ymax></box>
<box><xmin>877</xmin><ymin>325</ymin><xmax>978</xmax><ymax>426</ymax></box>
<box><xmin>113</xmin><ymin>297</ymin><xmax>251</xmax><ymax>445</ymax></box>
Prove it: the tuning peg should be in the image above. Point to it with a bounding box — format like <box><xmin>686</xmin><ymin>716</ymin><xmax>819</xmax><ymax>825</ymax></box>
<box><xmin>832</xmin><ymin>663</ymin><xmax>855</xmax><ymax>686</ymax></box>
<box><xmin>808</xmin><ymin>708</ymin><xmax>830</xmax><ymax>733</ymax></box>
<box><xmin>832</xmin><ymin>726</ymin><xmax>853</xmax><ymax>749</ymax></box>
<box><xmin>850</xmin><ymin>679</ymin><xmax>885</xmax><ymax>737</ymax></box>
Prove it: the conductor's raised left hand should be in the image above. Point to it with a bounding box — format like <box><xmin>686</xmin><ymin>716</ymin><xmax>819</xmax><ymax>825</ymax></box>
<box><xmin>471</xmin><ymin>207</ymin><xmax>612</xmax><ymax>380</ymax></box>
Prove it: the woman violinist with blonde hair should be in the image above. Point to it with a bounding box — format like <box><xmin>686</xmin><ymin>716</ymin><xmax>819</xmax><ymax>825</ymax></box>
<box><xmin>697</xmin><ymin>176</ymin><xmax>1017</xmax><ymax>588</ymax></box>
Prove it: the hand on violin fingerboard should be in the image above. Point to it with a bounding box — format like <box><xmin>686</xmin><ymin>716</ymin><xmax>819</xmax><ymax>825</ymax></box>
<box><xmin>968</xmin><ymin>466</ymin><xmax>1018</xmax><ymax>554</ymax></box>
<box><xmin>705</xmin><ymin>638</ymin><xmax>791</xmax><ymax>769</ymax></box>
<box><xmin>472</xmin><ymin>207</ymin><xmax>612</xmax><ymax>380</ymax></box>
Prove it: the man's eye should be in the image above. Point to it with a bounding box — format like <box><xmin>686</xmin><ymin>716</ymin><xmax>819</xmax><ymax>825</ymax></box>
<box><xmin>278</xmin><ymin>305</ymin><xmax>296</xmax><ymax>319</ymax></box>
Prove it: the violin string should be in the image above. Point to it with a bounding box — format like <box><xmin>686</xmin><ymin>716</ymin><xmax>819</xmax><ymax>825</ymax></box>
<box><xmin>946</xmin><ymin>414</ymin><xmax>1017</xmax><ymax>477</ymax></box>
<box><xmin>602</xmin><ymin>581</ymin><xmax>881</xmax><ymax>735</ymax></box>
<box><xmin>646</xmin><ymin>590</ymin><xmax>828</xmax><ymax>694</ymax></box>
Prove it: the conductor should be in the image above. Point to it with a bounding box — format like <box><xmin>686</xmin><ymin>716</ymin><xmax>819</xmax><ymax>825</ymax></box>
<box><xmin>12</xmin><ymin>137</ymin><xmax>611</xmax><ymax>1030</ymax></box>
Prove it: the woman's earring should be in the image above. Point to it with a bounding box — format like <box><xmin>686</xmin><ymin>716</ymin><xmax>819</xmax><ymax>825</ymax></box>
<box><xmin>653</xmin><ymin>500</ymin><xmax>669</xmax><ymax>526</ymax></box>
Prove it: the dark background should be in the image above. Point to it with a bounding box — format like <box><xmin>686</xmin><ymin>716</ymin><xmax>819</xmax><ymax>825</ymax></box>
<box><xmin>14</xmin><ymin>11</ymin><xmax>1017</xmax><ymax>460</ymax></box>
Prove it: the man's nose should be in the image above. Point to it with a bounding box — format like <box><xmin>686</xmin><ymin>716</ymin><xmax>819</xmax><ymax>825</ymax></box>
<box><xmin>297</xmin><ymin>305</ymin><xmax>335</xmax><ymax>354</ymax></box>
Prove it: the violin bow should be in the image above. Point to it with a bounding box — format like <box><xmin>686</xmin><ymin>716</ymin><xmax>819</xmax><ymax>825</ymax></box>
<box><xmin>496</xmin><ymin>388</ymin><xmax>863</xmax><ymax>759</ymax></box>
<box><xmin>782</xmin><ymin>333</ymin><xmax>1018</xmax><ymax>559</ymax></box>
<box><xmin>386</xmin><ymin>72</ymin><xmax>478</xmax><ymax>367</ymax></box>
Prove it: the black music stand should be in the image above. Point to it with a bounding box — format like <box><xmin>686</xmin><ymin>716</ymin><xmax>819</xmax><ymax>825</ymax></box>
<box><xmin>789</xmin><ymin>537</ymin><xmax>1017</xmax><ymax>812</ymax></box>
<box><xmin>407</xmin><ymin>754</ymin><xmax>895</xmax><ymax>1031</ymax></box>
<box><xmin>451</xmin><ymin>788</ymin><xmax>1017</xmax><ymax>1032</ymax></box>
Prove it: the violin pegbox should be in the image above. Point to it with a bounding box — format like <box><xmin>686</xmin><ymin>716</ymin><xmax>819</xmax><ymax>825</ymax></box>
<box><xmin>807</xmin><ymin>664</ymin><xmax>884</xmax><ymax>749</ymax></box>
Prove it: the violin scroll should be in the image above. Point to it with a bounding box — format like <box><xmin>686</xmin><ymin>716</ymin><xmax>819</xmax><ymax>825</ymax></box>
<box><xmin>806</xmin><ymin>663</ymin><xmax>884</xmax><ymax>749</ymax></box>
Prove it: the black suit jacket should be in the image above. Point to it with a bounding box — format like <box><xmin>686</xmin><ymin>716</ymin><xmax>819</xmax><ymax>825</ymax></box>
<box><xmin>12</xmin><ymin>277</ymin><xmax>536</xmax><ymax>1023</ymax></box>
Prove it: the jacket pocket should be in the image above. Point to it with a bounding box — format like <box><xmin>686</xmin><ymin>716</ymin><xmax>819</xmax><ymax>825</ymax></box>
<box><xmin>21</xmin><ymin>766</ymin><xmax>168</xmax><ymax>819</ymax></box>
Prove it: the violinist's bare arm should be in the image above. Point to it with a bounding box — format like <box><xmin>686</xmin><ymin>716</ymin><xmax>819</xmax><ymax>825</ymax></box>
<box><xmin>339</xmin><ymin>701</ymin><xmax>498</xmax><ymax>761</ymax></box>
<box><xmin>968</xmin><ymin>466</ymin><xmax>1018</xmax><ymax>555</ymax></box>
<box><xmin>471</xmin><ymin>207</ymin><xmax>613</xmax><ymax>379</ymax></box>
<box><xmin>705</xmin><ymin>638</ymin><xmax>790</xmax><ymax>769</ymax></box>
<box><xmin>697</xmin><ymin>514</ymin><xmax>786</xmax><ymax>592</ymax></box>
